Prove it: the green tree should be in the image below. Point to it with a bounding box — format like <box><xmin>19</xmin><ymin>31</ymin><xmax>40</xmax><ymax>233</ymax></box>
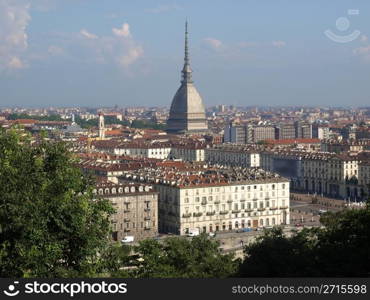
<box><xmin>130</xmin><ymin>234</ymin><xmax>238</xmax><ymax>278</ymax></box>
<box><xmin>98</xmin><ymin>243</ymin><xmax>132</xmax><ymax>277</ymax></box>
<box><xmin>0</xmin><ymin>128</ymin><xmax>115</xmax><ymax>277</ymax></box>
<box><xmin>238</xmin><ymin>203</ymin><xmax>370</xmax><ymax>277</ymax></box>
<box><xmin>7</xmin><ymin>113</ymin><xmax>64</xmax><ymax>122</ymax></box>
<box><xmin>238</xmin><ymin>227</ymin><xmax>319</xmax><ymax>277</ymax></box>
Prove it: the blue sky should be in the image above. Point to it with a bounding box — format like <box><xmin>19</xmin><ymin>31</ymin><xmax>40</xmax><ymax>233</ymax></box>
<box><xmin>1</xmin><ymin>0</ymin><xmax>370</xmax><ymax>107</ymax></box>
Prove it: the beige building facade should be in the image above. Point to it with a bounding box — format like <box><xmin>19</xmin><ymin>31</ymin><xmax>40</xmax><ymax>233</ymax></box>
<box><xmin>94</xmin><ymin>182</ymin><xmax>159</xmax><ymax>241</ymax></box>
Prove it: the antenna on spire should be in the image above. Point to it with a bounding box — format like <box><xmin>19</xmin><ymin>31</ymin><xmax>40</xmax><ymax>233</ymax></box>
<box><xmin>182</xmin><ymin>20</ymin><xmax>193</xmax><ymax>84</ymax></box>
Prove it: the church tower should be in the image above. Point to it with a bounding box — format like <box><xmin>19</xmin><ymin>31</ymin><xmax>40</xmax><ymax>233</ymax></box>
<box><xmin>166</xmin><ymin>22</ymin><xmax>208</xmax><ymax>134</ymax></box>
<box><xmin>98</xmin><ymin>113</ymin><xmax>105</xmax><ymax>139</ymax></box>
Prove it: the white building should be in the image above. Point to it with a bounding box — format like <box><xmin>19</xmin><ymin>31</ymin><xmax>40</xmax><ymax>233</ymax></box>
<box><xmin>205</xmin><ymin>145</ymin><xmax>260</xmax><ymax>167</ymax></box>
<box><xmin>123</xmin><ymin>166</ymin><xmax>290</xmax><ymax>235</ymax></box>
<box><xmin>113</xmin><ymin>143</ymin><xmax>172</xmax><ymax>160</ymax></box>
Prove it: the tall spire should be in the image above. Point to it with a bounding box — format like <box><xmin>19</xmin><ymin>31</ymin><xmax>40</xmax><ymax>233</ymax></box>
<box><xmin>181</xmin><ymin>20</ymin><xmax>193</xmax><ymax>84</ymax></box>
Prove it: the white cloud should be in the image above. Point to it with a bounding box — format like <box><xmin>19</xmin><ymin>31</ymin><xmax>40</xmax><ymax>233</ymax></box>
<box><xmin>203</xmin><ymin>37</ymin><xmax>223</xmax><ymax>50</ymax></box>
<box><xmin>80</xmin><ymin>29</ymin><xmax>98</xmax><ymax>40</ymax></box>
<box><xmin>361</xmin><ymin>35</ymin><xmax>368</xmax><ymax>43</ymax></box>
<box><xmin>353</xmin><ymin>46</ymin><xmax>370</xmax><ymax>55</ymax></box>
<box><xmin>272</xmin><ymin>40</ymin><xmax>286</xmax><ymax>48</ymax></box>
<box><xmin>0</xmin><ymin>0</ymin><xmax>31</xmax><ymax>71</ymax></box>
<box><xmin>147</xmin><ymin>4</ymin><xmax>181</xmax><ymax>14</ymax></box>
<box><xmin>47</xmin><ymin>23</ymin><xmax>144</xmax><ymax>69</ymax></box>
<box><xmin>112</xmin><ymin>23</ymin><xmax>131</xmax><ymax>38</ymax></box>
<box><xmin>118</xmin><ymin>46</ymin><xmax>144</xmax><ymax>67</ymax></box>
<box><xmin>353</xmin><ymin>45</ymin><xmax>370</xmax><ymax>62</ymax></box>
<box><xmin>8</xmin><ymin>56</ymin><xmax>25</xmax><ymax>69</ymax></box>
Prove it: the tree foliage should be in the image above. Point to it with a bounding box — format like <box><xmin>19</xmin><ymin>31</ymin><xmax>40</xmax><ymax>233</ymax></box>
<box><xmin>239</xmin><ymin>204</ymin><xmax>370</xmax><ymax>277</ymax></box>
<box><xmin>0</xmin><ymin>129</ymin><xmax>115</xmax><ymax>277</ymax></box>
<box><xmin>109</xmin><ymin>234</ymin><xmax>239</xmax><ymax>278</ymax></box>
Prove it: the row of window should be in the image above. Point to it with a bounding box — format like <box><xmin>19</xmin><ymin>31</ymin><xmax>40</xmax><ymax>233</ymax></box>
<box><xmin>184</xmin><ymin>199</ymin><xmax>287</xmax><ymax>214</ymax></box>
<box><xmin>112</xmin><ymin>221</ymin><xmax>154</xmax><ymax>230</ymax></box>
<box><xmin>183</xmin><ymin>184</ymin><xmax>286</xmax><ymax>196</ymax></box>
<box><xmin>183</xmin><ymin>191</ymin><xmax>285</xmax><ymax>203</ymax></box>
<box><xmin>183</xmin><ymin>217</ymin><xmax>282</xmax><ymax>233</ymax></box>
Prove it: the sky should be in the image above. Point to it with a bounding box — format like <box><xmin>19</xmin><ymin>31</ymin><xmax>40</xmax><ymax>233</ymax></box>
<box><xmin>0</xmin><ymin>0</ymin><xmax>370</xmax><ymax>108</ymax></box>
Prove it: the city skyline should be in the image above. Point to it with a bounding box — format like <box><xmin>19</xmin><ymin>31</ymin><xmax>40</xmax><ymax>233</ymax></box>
<box><xmin>1</xmin><ymin>0</ymin><xmax>370</xmax><ymax>108</ymax></box>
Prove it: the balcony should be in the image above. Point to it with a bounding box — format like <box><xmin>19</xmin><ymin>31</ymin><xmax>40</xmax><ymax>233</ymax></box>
<box><xmin>124</xmin><ymin>228</ymin><xmax>130</xmax><ymax>232</ymax></box>
<box><xmin>227</xmin><ymin>199</ymin><xmax>233</xmax><ymax>203</ymax></box>
<box><xmin>219</xmin><ymin>210</ymin><xmax>229</xmax><ymax>215</ymax></box>
<box><xmin>144</xmin><ymin>216</ymin><xmax>151</xmax><ymax>221</ymax></box>
<box><xmin>280</xmin><ymin>206</ymin><xmax>289</xmax><ymax>209</ymax></box>
<box><xmin>144</xmin><ymin>226</ymin><xmax>151</xmax><ymax>231</ymax></box>
<box><xmin>240</xmin><ymin>199</ymin><xmax>246</xmax><ymax>202</ymax></box>
<box><xmin>206</xmin><ymin>211</ymin><xmax>216</xmax><ymax>216</ymax></box>
<box><xmin>265</xmin><ymin>197</ymin><xmax>270</xmax><ymax>200</ymax></box>
<box><xmin>124</xmin><ymin>209</ymin><xmax>130</xmax><ymax>213</ymax></box>
<box><xmin>124</xmin><ymin>218</ymin><xmax>130</xmax><ymax>222</ymax></box>
<box><xmin>214</xmin><ymin>200</ymin><xmax>220</xmax><ymax>204</ymax></box>
<box><xmin>144</xmin><ymin>208</ymin><xmax>151</xmax><ymax>212</ymax></box>
<box><xmin>244</xmin><ymin>209</ymin><xmax>253</xmax><ymax>212</ymax></box>
<box><xmin>258</xmin><ymin>208</ymin><xmax>265</xmax><ymax>211</ymax></box>
<box><xmin>182</xmin><ymin>213</ymin><xmax>192</xmax><ymax>218</ymax></box>
<box><xmin>232</xmin><ymin>209</ymin><xmax>241</xmax><ymax>214</ymax></box>
<box><xmin>270</xmin><ymin>207</ymin><xmax>278</xmax><ymax>210</ymax></box>
<box><xmin>252</xmin><ymin>198</ymin><xmax>258</xmax><ymax>201</ymax></box>
<box><xmin>193</xmin><ymin>212</ymin><xmax>203</xmax><ymax>217</ymax></box>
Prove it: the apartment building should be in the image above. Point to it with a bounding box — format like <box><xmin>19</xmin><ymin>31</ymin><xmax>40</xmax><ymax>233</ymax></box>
<box><xmin>122</xmin><ymin>166</ymin><xmax>290</xmax><ymax>235</ymax></box>
<box><xmin>205</xmin><ymin>144</ymin><xmax>260</xmax><ymax>167</ymax></box>
<box><xmin>261</xmin><ymin>150</ymin><xmax>366</xmax><ymax>200</ymax></box>
<box><xmin>94</xmin><ymin>181</ymin><xmax>159</xmax><ymax>241</ymax></box>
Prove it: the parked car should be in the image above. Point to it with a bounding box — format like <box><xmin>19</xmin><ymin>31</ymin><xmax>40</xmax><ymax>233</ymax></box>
<box><xmin>187</xmin><ymin>228</ymin><xmax>200</xmax><ymax>237</ymax></box>
<box><xmin>121</xmin><ymin>236</ymin><xmax>134</xmax><ymax>243</ymax></box>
